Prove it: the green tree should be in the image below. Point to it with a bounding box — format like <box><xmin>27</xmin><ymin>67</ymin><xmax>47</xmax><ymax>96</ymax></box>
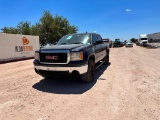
<box><xmin>39</xmin><ymin>11</ymin><xmax>54</xmax><ymax>45</ymax></box>
<box><xmin>1</xmin><ymin>21</ymin><xmax>32</xmax><ymax>35</ymax></box>
<box><xmin>1</xmin><ymin>27</ymin><xmax>18</xmax><ymax>34</ymax></box>
<box><xmin>30</xmin><ymin>23</ymin><xmax>41</xmax><ymax>36</ymax></box>
<box><xmin>38</xmin><ymin>11</ymin><xmax>78</xmax><ymax>45</ymax></box>
<box><xmin>17</xmin><ymin>21</ymin><xmax>31</xmax><ymax>35</ymax></box>
<box><xmin>1</xmin><ymin>11</ymin><xmax>78</xmax><ymax>46</ymax></box>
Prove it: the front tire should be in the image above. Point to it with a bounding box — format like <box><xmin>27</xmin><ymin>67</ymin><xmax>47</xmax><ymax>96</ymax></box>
<box><xmin>81</xmin><ymin>60</ymin><xmax>95</xmax><ymax>83</ymax></box>
<box><xmin>42</xmin><ymin>75</ymin><xmax>52</xmax><ymax>79</ymax></box>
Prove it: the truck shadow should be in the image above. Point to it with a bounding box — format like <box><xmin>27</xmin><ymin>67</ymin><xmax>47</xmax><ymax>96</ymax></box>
<box><xmin>32</xmin><ymin>63</ymin><xmax>111</xmax><ymax>94</ymax></box>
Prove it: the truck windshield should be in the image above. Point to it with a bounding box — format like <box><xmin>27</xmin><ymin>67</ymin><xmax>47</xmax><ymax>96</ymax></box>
<box><xmin>56</xmin><ymin>34</ymin><xmax>91</xmax><ymax>45</ymax></box>
<box><xmin>140</xmin><ymin>38</ymin><xmax>147</xmax><ymax>40</ymax></box>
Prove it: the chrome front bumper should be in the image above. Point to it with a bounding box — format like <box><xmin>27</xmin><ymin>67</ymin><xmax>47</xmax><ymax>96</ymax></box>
<box><xmin>34</xmin><ymin>65</ymin><xmax>88</xmax><ymax>74</ymax></box>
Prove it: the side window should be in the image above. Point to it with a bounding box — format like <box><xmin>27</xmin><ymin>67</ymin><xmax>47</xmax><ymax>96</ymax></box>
<box><xmin>92</xmin><ymin>34</ymin><xmax>98</xmax><ymax>43</ymax></box>
<box><xmin>97</xmin><ymin>35</ymin><xmax>102</xmax><ymax>41</ymax></box>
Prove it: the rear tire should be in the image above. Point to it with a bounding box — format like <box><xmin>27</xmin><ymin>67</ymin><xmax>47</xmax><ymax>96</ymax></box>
<box><xmin>81</xmin><ymin>60</ymin><xmax>95</xmax><ymax>83</ymax></box>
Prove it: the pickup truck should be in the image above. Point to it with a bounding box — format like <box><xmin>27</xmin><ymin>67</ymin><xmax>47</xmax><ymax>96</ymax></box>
<box><xmin>33</xmin><ymin>33</ymin><xmax>109</xmax><ymax>83</ymax></box>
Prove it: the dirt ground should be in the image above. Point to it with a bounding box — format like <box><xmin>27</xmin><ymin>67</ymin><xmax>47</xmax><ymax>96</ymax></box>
<box><xmin>0</xmin><ymin>45</ymin><xmax>160</xmax><ymax>120</ymax></box>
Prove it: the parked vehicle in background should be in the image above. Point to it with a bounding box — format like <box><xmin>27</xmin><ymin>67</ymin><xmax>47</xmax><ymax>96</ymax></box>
<box><xmin>139</xmin><ymin>40</ymin><xmax>148</xmax><ymax>47</ymax></box>
<box><xmin>136</xmin><ymin>41</ymin><xmax>140</xmax><ymax>46</ymax></box>
<box><xmin>34</xmin><ymin>33</ymin><xmax>110</xmax><ymax>83</ymax></box>
<box><xmin>103</xmin><ymin>38</ymin><xmax>112</xmax><ymax>48</ymax></box>
<box><xmin>125</xmin><ymin>41</ymin><xmax>133</xmax><ymax>47</ymax></box>
<box><xmin>120</xmin><ymin>42</ymin><xmax>124</xmax><ymax>47</ymax></box>
<box><xmin>109</xmin><ymin>40</ymin><xmax>113</xmax><ymax>48</ymax></box>
<box><xmin>113</xmin><ymin>39</ymin><xmax>121</xmax><ymax>47</ymax></box>
<box><xmin>139</xmin><ymin>34</ymin><xmax>148</xmax><ymax>41</ymax></box>
<box><xmin>103</xmin><ymin>38</ymin><xmax>110</xmax><ymax>48</ymax></box>
<box><xmin>139</xmin><ymin>34</ymin><xmax>148</xmax><ymax>46</ymax></box>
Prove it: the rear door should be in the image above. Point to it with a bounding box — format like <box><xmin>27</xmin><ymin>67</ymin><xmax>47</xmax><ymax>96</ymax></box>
<box><xmin>96</xmin><ymin>34</ymin><xmax>106</xmax><ymax>61</ymax></box>
<box><xmin>92</xmin><ymin>34</ymin><xmax>106</xmax><ymax>63</ymax></box>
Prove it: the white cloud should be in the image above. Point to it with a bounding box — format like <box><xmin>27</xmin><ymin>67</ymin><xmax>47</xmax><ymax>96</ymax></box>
<box><xmin>93</xmin><ymin>31</ymin><xmax>97</xmax><ymax>33</ymax></box>
<box><xmin>126</xmin><ymin>9</ymin><xmax>132</xmax><ymax>12</ymax></box>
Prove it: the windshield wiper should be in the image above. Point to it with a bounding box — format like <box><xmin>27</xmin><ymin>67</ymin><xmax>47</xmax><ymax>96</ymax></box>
<box><xmin>72</xmin><ymin>42</ymin><xmax>83</xmax><ymax>44</ymax></box>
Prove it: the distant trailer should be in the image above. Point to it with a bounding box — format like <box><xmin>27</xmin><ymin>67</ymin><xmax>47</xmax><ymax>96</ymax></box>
<box><xmin>0</xmin><ymin>33</ymin><xmax>39</xmax><ymax>63</ymax></box>
<box><xmin>147</xmin><ymin>32</ymin><xmax>160</xmax><ymax>43</ymax></box>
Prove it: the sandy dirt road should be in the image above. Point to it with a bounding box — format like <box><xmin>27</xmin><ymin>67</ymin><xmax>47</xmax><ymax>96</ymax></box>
<box><xmin>0</xmin><ymin>45</ymin><xmax>160</xmax><ymax>120</ymax></box>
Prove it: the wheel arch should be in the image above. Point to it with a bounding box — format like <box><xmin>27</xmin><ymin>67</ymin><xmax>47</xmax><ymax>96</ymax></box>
<box><xmin>88</xmin><ymin>54</ymin><xmax>95</xmax><ymax>63</ymax></box>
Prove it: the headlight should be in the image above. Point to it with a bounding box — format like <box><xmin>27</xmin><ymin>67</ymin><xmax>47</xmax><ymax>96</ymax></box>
<box><xmin>70</xmin><ymin>52</ymin><xmax>83</xmax><ymax>61</ymax></box>
<box><xmin>35</xmin><ymin>52</ymin><xmax>39</xmax><ymax>60</ymax></box>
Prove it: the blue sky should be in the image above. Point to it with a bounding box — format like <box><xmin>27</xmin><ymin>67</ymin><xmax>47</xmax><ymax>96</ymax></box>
<box><xmin>0</xmin><ymin>0</ymin><xmax>160</xmax><ymax>40</ymax></box>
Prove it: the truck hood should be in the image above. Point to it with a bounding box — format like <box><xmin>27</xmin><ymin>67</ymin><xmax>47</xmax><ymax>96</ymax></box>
<box><xmin>40</xmin><ymin>44</ymin><xmax>89</xmax><ymax>51</ymax></box>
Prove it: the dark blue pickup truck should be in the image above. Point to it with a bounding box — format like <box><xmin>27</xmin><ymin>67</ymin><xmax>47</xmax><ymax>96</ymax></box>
<box><xmin>33</xmin><ymin>33</ymin><xmax>109</xmax><ymax>83</ymax></box>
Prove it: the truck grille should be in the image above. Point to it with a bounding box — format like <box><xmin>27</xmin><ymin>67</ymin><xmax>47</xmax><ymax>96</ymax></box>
<box><xmin>39</xmin><ymin>50</ymin><xmax>69</xmax><ymax>64</ymax></box>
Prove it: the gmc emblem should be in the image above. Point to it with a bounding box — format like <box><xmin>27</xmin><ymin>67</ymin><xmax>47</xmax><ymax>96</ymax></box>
<box><xmin>45</xmin><ymin>56</ymin><xmax>58</xmax><ymax>60</ymax></box>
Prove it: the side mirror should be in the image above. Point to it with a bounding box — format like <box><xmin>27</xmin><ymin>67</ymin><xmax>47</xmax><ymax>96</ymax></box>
<box><xmin>96</xmin><ymin>40</ymin><xmax>103</xmax><ymax>44</ymax></box>
<box><xmin>103</xmin><ymin>39</ymin><xmax>109</xmax><ymax>42</ymax></box>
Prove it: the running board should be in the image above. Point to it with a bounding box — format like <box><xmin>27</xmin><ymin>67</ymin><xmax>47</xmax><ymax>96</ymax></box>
<box><xmin>96</xmin><ymin>61</ymin><xmax>105</xmax><ymax>69</ymax></box>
